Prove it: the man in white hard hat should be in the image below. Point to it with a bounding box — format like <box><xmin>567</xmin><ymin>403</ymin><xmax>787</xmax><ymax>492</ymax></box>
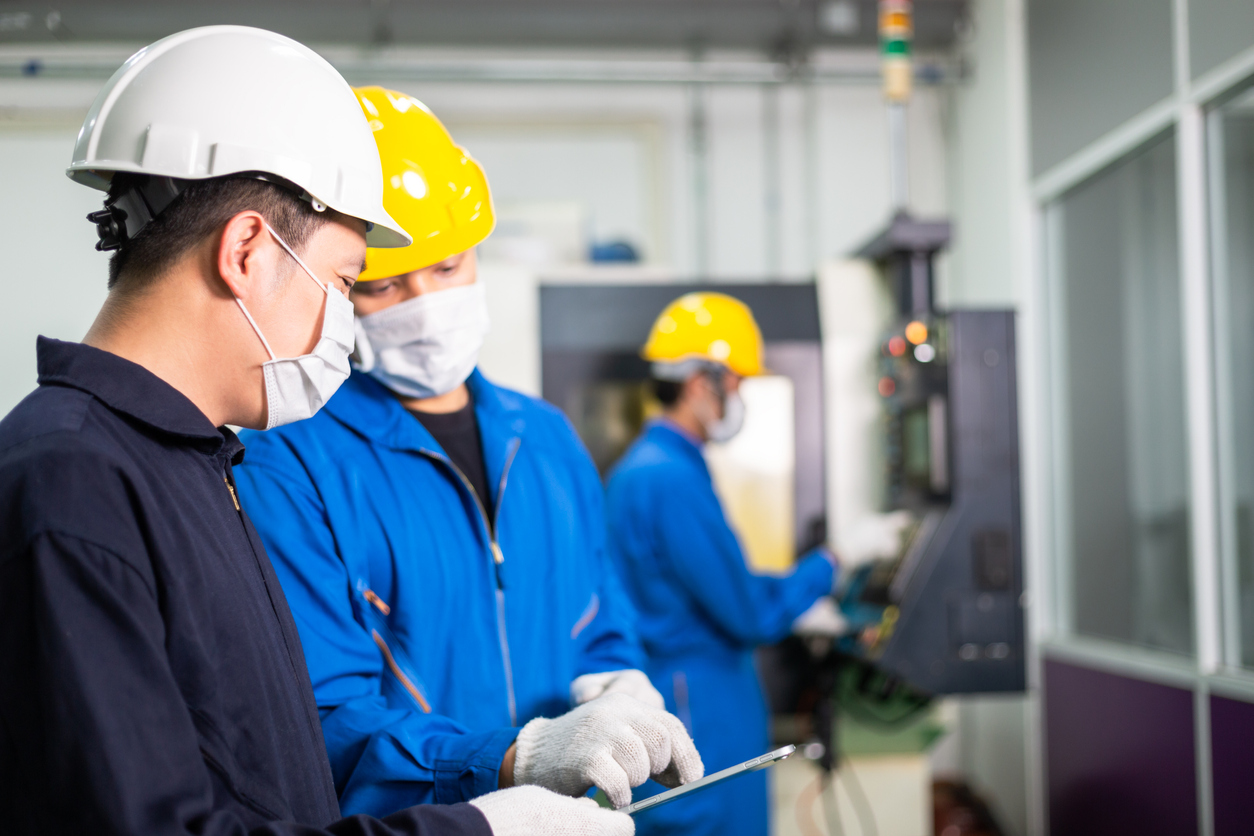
<box><xmin>0</xmin><ymin>26</ymin><xmax>631</xmax><ymax>836</ymax></box>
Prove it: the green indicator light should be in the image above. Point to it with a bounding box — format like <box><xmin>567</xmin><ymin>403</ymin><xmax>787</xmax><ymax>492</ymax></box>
<box><xmin>882</xmin><ymin>39</ymin><xmax>911</xmax><ymax>56</ymax></box>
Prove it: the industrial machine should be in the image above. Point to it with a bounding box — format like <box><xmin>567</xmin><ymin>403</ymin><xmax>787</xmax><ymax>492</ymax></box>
<box><xmin>537</xmin><ymin>222</ymin><xmax>1025</xmax><ymax>711</ymax></box>
<box><xmin>835</xmin><ymin>213</ymin><xmax>1026</xmax><ymax>695</ymax></box>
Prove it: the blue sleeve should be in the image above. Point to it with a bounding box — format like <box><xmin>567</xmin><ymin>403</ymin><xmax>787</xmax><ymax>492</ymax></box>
<box><xmin>556</xmin><ymin>422</ymin><xmax>646</xmax><ymax>678</ymax></box>
<box><xmin>651</xmin><ymin>468</ymin><xmax>834</xmax><ymax>646</ymax></box>
<box><xmin>233</xmin><ymin>455</ymin><xmax>517</xmax><ymax>814</ymax></box>
<box><xmin>575</xmin><ymin>546</ymin><xmax>646</xmax><ymax>676</ymax></box>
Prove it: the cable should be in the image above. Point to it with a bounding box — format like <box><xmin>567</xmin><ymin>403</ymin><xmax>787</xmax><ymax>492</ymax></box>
<box><xmin>795</xmin><ymin>771</ymin><xmax>827</xmax><ymax>836</ymax></box>
<box><xmin>819</xmin><ymin>772</ymin><xmax>844</xmax><ymax>836</ymax></box>
<box><xmin>839</xmin><ymin>763</ymin><xmax>878</xmax><ymax>836</ymax></box>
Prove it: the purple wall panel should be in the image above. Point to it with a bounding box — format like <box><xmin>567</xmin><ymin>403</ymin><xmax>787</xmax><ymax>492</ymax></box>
<box><xmin>1211</xmin><ymin>694</ymin><xmax>1254</xmax><ymax>836</ymax></box>
<box><xmin>1044</xmin><ymin>659</ymin><xmax>1196</xmax><ymax>836</ymax></box>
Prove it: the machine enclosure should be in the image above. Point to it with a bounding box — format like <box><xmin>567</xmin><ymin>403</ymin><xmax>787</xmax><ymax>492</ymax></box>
<box><xmin>873</xmin><ymin>310</ymin><xmax>1026</xmax><ymax>694</ymax></box>
<box><xmin>537</xmin><ymin>282</ymin><xmax>1026</xmax><ymax>698</ymax></box>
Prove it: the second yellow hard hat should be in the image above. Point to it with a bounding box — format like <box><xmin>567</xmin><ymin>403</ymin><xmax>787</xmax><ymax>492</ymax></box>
<box><xmin>642</xmin><ymin>292</ymin><xmax>765</xmax><ymax>377</ymax></box>
<box><xmin>355</xmin><ymin>86</ymin><xmax>495</xmax><ymax>281</ymax></box>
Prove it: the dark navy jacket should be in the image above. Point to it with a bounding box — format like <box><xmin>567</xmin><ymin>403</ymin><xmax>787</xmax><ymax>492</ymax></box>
<box><xmin>0</xmin><ymin>338</ymin><xmax>490</xmax><ymax>836</ymax></box>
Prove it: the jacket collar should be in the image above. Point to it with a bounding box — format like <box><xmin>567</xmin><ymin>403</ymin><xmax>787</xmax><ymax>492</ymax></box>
<box><xmin>645</xmin><ymin>418</ymin><xmax>708</xmax><ymax>465</ymax></box>
<box><xmin>324</xmin><ymin>368</ymin><xmax>527</xmax><ymax>492</ymax></box>
<box><xmin>36</xmin><ymin>336</ymin><xmax>240</xmax><ymax>458</ymax></box>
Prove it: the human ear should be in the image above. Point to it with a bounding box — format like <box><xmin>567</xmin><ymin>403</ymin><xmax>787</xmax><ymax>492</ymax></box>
<box><xmin>216</xmin><ymin>211</ymin><xmax>272</xmax><ymax>303</ymax></box>
<box><xmin>680</xmin><ymin>373</ymin><xmax>709</xmax><ymax>407</ymax></box>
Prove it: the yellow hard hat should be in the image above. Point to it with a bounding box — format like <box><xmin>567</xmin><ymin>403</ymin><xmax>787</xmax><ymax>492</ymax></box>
<box><xmin>642</xmin><ymin>292</ymin><xmax>765</xmax><ymax>377</ymax></box>
<box><xmin>355</xmin><ymin>86</ymin><xmax>495</xmax><ymax>281</ymax></box>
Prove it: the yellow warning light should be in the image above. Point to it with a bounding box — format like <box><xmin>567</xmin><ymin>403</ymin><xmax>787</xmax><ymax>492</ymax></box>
<box><xmin>905</xmin><ymin>321</ymin><xmax>928</xmax><ymax>345</ymax></box>
<box><xmin>880</xmin><ymin>10</ymin><xmax>912</xmax><ymax>32</ymax></box>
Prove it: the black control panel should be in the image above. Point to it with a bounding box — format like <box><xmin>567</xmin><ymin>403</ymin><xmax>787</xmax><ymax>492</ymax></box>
<box><xmin>843</xmin><ymin>310</ymin><xmax>1024</xmax><ymax>694</ymax></box>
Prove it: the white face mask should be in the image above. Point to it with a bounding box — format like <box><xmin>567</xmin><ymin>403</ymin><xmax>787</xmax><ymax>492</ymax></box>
<box><xmin>352</xmin><ymin>281</ymin><xmax>490</xmax><ymax>400</ymax></box>
<box><xmin>234</xmin><ymin>223</ymin><xmax>355</xmax><ymax>429</ymax></box>
<box><xmin>705</xmin><ymin>391</ymin><xmax>745</xmax><ymax>443</ymax></box>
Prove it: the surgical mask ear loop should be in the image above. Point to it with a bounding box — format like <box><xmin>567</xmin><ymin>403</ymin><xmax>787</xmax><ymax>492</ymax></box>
<box><xmin>234</xmin><ymin>220</ymin><xmax>334</xmax><ymax>363</ymax></box>
<box><xmin>262</xmin><ymin>220</ymin><xmax>333</xmax><ymax>295</ymax></box>
<box><xmin>235</xmin><ymin>296</ymin><xmax>277</xmax><ymax>361</ymax></box>
<box><xmin>702</xmin><ymin>367</ymin><xmax>728</xmax><ymax>416</ymax></box>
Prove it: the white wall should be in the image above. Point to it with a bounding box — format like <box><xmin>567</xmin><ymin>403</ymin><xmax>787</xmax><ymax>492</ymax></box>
<box><xmin>0</xmin><ymin>124</ymin><xmax>109</xmax><ymax>416</ymax></box>
<box><xmin>369</xmin><ymin>68</ymin><xmax>951</xmax><ymax>277</ymax></box>
<box><xmin>945</xmin><ymin>0</ymin><xmax>1023</xmax><ymax>309</ymax></box>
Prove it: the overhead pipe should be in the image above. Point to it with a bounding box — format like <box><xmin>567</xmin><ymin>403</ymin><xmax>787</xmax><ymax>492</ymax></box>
<box><xmin>0</xmin><ymin>51</ymin><xmax>957</xmax><ymax>86</ymax></box>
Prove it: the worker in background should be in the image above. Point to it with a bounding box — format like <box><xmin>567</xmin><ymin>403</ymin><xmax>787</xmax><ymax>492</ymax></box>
<box><xmin>604</xmin><ymin>293</ymin><xmax>839</xmax><ymax>836</ymax></box>
<box><xmin>233</xmin><ymin>86</ymin><xmax>702</xmax><ymax>820</ymax></box>
<box><xmin>0</xmin><ymin>28</ymin><xmax>632</xmax><ymax>836</ymax></box>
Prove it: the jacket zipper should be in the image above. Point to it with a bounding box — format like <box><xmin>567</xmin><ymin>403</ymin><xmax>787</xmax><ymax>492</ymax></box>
<box><xmin>420</xmin><ymin>438</ymin><xmax>522</xmax><ymax>725</ymax></box>
<box><xmin>221</xmin><ymin>460</ymin><xmax>332</xmax><ymax>757</ymax></box>
<box><xmin>359</xmin><ymin>583</ymin><xmax>433</xmax><ymax>713</ymax></box>
<box><xmin>370</xmin><ymin>628</ymin><xmax>432</xmax><ymax>713</ymax></box>
<box><xmin>224</xmin><ymin>476</ymin><xmax>241</xmax><ymax>511</ymax></box>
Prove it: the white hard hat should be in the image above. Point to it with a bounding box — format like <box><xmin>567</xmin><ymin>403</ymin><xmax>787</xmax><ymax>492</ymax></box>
<box><xmin>67</xmin><ymin>25</ymin><xmax>410</xmax><ymax>249</ymax></box>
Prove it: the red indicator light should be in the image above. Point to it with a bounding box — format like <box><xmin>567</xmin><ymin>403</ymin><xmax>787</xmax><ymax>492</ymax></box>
<box><xmin>888</xmin><ymin>336</ymin><xmax>907</xmax><ymax>357</ymax></box>
<box><xmin>878</xmin><ymin>377</ymin><xmax>896</xmax><ymax>397</ymax></box>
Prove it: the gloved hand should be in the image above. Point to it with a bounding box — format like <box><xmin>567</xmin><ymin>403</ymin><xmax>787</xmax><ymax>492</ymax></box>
<box><xmin>571</xmin><ymin>669</ymin><xmax>665</xmax><ymax>710</ymax></box>
<box><xmin>512</xmin><ymin>692</ymin><xmax>704</xmax><ymax>808</ymax></box>
<box><xmin>470</xmin><ymin>785</ymin><xmax>634</xmax><ymax>836</ymax></box>
<box><xmin>791</xmin><ymin>596</ymin><xmax>850</xmax><ymax>637</ymax></box>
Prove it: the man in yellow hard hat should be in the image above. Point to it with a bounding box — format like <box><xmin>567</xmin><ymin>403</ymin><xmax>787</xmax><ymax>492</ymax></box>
<box><xmin>604</xmin><ymin>293</ymin><xmax>839</xmax><ymax>836</ymax></box>
<box><xmin>233</xmin><ymin>87</ymin><xmax>702</xmax><ymax>828</ymax></box>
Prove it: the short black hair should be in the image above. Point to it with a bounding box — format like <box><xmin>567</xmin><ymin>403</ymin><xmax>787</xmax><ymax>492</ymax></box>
<box><xmin>104</xmin><ymin>174</ymin><xmax>335</xmax><ymax>292</ymax></box>
<box><xmin>650</xmin><ymin>377</ymin><xmax>684</xmax><ymax>407</ymax></box>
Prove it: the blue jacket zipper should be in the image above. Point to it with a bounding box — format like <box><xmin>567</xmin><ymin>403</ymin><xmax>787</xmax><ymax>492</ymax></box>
<box><xmin>420</xmin><ymin>439</ymin><xmax>522</xmax><ymax>725</ymax></box>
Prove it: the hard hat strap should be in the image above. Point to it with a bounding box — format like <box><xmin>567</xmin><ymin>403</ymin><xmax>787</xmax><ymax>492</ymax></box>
<box><xmin>86</xmin><ymin>171</ymin><xmax>332</xmax><ymax>253</ymax></box>
<box><xmin>650</xmin><ymin>358</ymin><xmax>727</xmax><ymax>383</ymax></box>
<box><xmin>87</xmin><ymin>175</ymin><xmax>187</xmax><ymax>252</ymax></box>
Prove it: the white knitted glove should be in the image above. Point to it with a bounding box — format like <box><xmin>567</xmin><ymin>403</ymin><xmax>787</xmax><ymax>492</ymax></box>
<box><xmin>470</xmin><ymin>786</ymin><xmax>634</xmax><ymax>836</ymax></box>
<box><xmin>513</xmin><ymin>692</ymin><xmax>704</xmax><ymax>808</ymax></box>
<box><xmin>792</xmin><ymin>596</ymin><xmax>850</xmax><ymax>637</ymax></box>
<box><xmin>571</xmin><ymin>669</ymin><xmax>665</xmax><ymax>710</ymax></box>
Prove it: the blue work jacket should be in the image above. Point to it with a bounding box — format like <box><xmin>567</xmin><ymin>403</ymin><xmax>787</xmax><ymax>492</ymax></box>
<box><xmin>234</xmin><ymin>369</ymin><xmax>642</xmax><ymax>817</ymax></box>
<box><xmin>605</xmin><ymin>420</ymin><xmax>834</xmax><ymax>836</ymax></box>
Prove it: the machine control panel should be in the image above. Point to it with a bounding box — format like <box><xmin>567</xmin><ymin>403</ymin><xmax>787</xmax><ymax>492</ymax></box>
<box><xmin>837</xmin><ymin>311</ymin><xmax>1025</xmax><ymax>695</ymax></box>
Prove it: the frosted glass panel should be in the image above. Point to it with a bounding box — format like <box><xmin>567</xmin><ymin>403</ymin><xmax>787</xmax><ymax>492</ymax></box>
<box><xmin>1056</xmin><ymin>132</ymin><xmax>1193</xmax><ymax>656</ymax></box>
<box><xmin>1027</xmin><ymin>0</ymin><xmax>1173</xmax><ymax>175</ymax></box>
<box><xmin>1189</xmin><ymin>0</ymin><xmax>1254</xmax><ymax>81</ymax></box>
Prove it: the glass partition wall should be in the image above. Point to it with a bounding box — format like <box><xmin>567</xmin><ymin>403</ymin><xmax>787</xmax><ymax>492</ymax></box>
<box><xmin>1057</xmin><ymin>133</ymin><xmax>1194</xmax><ymax>657</ymax></box>
<box><xmin>1028</xmin><ymin>5</ymin><xmax>1254</xmax><ymax>833</ymax></box>
<box><xmin>1045</xmin><ymin>89</ymin><xmax>1254</xmax><ymax>669</ymax></box>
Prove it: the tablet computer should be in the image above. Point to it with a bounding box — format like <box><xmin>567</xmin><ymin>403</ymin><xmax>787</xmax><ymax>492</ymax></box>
<box><xmin>616</xmin><ymin>745</ymin><xmax>797</xmax><ymax>815</ymax></box>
